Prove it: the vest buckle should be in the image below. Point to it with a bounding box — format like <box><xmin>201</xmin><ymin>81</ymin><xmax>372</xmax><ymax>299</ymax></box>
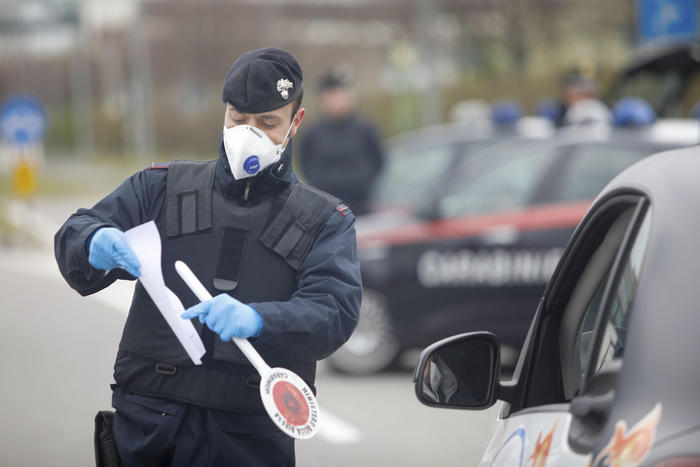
<box><xmin>155</xmin><ymin>362</ymin><xmax>177</xmax><ymax>376</ymax></box>
<box><xmin>245</xmin><ymin>374</ymin><xmax>261</xmax><ymax>388</ymax></box>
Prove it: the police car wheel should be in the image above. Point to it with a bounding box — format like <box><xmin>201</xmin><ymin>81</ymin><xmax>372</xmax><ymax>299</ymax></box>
<box><xmin>327</xmin><ymin>289</ymin><xmax>400</xmax><ymax>375</ymax></box>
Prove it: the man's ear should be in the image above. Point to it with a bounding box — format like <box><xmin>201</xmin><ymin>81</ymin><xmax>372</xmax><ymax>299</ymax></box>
<box><xmin>290</xmin><ymin>108</ymin><xmax>305</xmax><ymax>138</ymax></box>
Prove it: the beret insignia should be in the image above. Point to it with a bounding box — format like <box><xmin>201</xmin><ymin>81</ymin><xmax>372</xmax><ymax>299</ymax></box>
<box><xmin>276</xmin><ymin>79</ymin><xmax>294</xmax><ymax>100</ymax></box>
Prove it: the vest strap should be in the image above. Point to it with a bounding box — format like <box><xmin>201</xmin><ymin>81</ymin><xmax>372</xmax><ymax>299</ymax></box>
<box><xmin>260</xmin><ymin>182</ymin><xmax>340</xmax><ymax>270</ymax></box>
<box><xmin>213</xmin><ymin>227</ymin><xmax>247</xmax><ymax>291</ymax></box>
<box><xmin>165</xmin><ymin>160</ymin><xmax>216</xmax><ymax>237</ymax></box>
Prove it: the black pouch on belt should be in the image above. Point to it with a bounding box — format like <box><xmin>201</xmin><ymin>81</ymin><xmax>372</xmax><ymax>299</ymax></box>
<box><xmin>94</xmin><ymin>410</ymin><xmax>122</xmax><ymax>467</ymax></box>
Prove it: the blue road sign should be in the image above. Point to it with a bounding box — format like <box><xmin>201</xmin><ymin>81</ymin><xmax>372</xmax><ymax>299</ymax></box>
<box><xmin>638</xmin><ymin>0</ymin><xmax>698</xmax><ymax>43</ymax></box>
<box><xmin>0</xmin><ymin>94</ymin><xmax>48</xmax><ymax>145</ymax></box>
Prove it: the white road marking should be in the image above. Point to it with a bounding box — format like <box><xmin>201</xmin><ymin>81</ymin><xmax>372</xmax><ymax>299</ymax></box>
<box><xmin>0</xmin><ymin>247</ymin><xmax>133</xmax><ymax>315</ymax></box>
<box><xmin>3</xmin><ymin>201</ymin><xmax>364</xmax><ymax>444</ymax></box>
<box><xmin>6</xmin><ymin>199</ymin><xmax>60</xmax><ymax>248</ymax></box>
<box><xmin>317</xmin><ymin>406</ymin><xmax>363</xmax><ymax>444</ymax></box>
<box><xmin>3</xmin><ymin>201</ymin><xmax>134</xmax><ymax>315</ymax></box>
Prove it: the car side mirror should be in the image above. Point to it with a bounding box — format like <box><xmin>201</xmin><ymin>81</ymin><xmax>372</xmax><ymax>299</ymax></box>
<box><xmin>413</xmin><ymin>332</ymin><xmax>502</xmax><ymax>410</ymax></box>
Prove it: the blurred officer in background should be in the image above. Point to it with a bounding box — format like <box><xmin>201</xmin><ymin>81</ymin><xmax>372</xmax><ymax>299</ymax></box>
<box><xmin>551</xmin><ymin>65</ymin><xmax>600</xmax><ymax>127</ymax></box>
<box><xmin>300</xmin><ymin>65</ymin><xmax>385</xmax><ymax>216</ymax></box>
<box><xmin>54</xmin><ymin>48</ymin><xmax>362</xmax><ymax>466</ymax></box>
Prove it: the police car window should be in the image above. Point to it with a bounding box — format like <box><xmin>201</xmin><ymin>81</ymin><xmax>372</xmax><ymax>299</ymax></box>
<box><xmin>373</xmin><ymin>143</ymin><xmax>454</xmax><ymax>207</ymax></box>
<box><xmin>682</xmin><ymin>73</ymin><xmax>700</xmax><ymax>117</ymax></box>
<box><xmin>554</xmin><ymin>143</ymin><xmax>651</xmax><ymax>202</ymax></box>
<box><xmin>456</xmin><ymin>139</ymin><xmax>499</xmax><ymax>161</ymax></box>
<box><xmin>437</xmin><ymin>144</ymin><xmax>557</xmax><ymax>219</ymax></box>
<box><xmin>617</xmin><ymin>69</ymin><xmax>683</xmax><ymax>112</ymax></box>
<box><xmin>592</xmin><ymin>208</ymin><xmax>652</xmax><ymax>374</ymax></box>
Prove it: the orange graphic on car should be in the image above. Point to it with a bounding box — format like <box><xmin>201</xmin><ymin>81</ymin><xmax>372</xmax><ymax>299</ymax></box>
<box><xmin>594</xmin><ymin>403</ymin><xmax>662</xmax><ymax>467</ymax></box>
<box><xmin>528</xmin><ymin>420</ymin><xmax>559</xmax><ymax>467</ymax></box>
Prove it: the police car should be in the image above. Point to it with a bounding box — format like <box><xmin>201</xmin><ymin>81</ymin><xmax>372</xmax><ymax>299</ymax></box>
<box><xmin>328</xmin><ymin>100</ymin><xmax>700</xmax><ymax>375</ymax></box>
<box><xmin>413</xmin><ymin>145</ymin><xmax>700</xmax><ymax>467</ymax></box>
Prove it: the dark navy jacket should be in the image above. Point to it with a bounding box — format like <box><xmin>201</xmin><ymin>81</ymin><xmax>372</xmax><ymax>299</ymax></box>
<box><xmin>54</xmin><ymin>147</ymin><xmax>362</xmax><ymax>364</ymax></box>
<box><xmin>300</xmin><ymin>114</ymin><xmax>384</xmax><ymax>214</ymax></box>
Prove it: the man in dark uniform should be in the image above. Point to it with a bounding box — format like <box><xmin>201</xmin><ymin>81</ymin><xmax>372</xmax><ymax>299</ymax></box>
<box><xmin>54</xmin><ymin>48</ymin><xmax>362</xmax><ymax>466</ymax></box>
<box><xmin>549</xmin><ymin>66</ymin><xmax>600</xmax><ymax>127</ymax></box>
<box><xmin>300</xmin><ymin>66</ymin><xmax>384</xmax><ymax>216</ymax></box>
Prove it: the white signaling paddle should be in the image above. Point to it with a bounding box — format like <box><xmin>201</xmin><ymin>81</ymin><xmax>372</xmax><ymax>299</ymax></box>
<box><xmin>174</xmin><ymin>260</ymin><xmax>320</xmax><ymax>439</ymax></box>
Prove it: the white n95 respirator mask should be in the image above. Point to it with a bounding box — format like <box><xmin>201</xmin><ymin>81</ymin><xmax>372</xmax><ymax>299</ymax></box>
<box><xmin>222</xmin><ymin>122</ymin><xmax>293</xmax><ymax>180</ymax></box>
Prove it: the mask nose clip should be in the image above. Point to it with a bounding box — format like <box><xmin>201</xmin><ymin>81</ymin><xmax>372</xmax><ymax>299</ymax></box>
<box><xmin>248</xmin><ymin>126</ymin><xmax>264</xmax><ymax>138</ymax></box>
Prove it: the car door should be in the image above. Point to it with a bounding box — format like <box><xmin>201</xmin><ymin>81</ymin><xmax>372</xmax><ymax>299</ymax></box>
<box><xmin>481</xmin><ymin>192</ymin><xmax>654</xmax><ymax>466</ymax></box>
<box><xmin>393</xmin><ymin>140</ymin><xmax>575</xmax><ymax>350</ymax></box>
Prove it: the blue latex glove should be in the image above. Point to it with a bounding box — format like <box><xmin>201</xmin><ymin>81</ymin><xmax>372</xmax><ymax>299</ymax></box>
<box><xmin>87</xmin><ymin>227</ymin><xmax>141</xmax><ymax>277</ymax></box>
<box><xmin>181</xmin><ymin>294</ymin><xmax>263</xmax><ymax>341</ymax></box>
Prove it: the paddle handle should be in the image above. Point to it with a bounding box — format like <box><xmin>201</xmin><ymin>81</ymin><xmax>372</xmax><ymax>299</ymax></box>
<box><xmin>175</xmin><ymin>260</ymin><xmax>271</xmax><ymax>375</ymax></box>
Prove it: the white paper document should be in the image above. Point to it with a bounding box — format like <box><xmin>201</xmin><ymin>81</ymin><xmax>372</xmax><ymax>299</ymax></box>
<box><xmin>124</xmin><ymin>221</ymin><xmax>205</xmax><ymax>365</ymax></box>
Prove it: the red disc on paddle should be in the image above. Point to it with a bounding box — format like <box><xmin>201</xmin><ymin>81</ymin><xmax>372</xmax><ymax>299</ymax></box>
<box><xmin>273</xmin><ymin>380</ymin><xmax>310</xmax><ymax>427</ymax></box>
<box><xmin>260</xmin><ymin>368</ymin><xmax>320</xmax><ymax>439</ymax></box>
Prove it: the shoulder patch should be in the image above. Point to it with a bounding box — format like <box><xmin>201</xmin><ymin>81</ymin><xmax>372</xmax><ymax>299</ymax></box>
<box><xmin>335</xmin><ymin>203</ymin><xmax>351</xmax><ymax>216</ymax></box>
<box><xmin>146</xmin><ymin>162</ymin><xmax>169</xmax><ymax>170</ymax></box>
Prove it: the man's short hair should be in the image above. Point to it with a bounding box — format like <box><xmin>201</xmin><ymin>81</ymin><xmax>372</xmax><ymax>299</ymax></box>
<box><xmin>292</xmin><ymin>90</ymin><xmax>304</xmax><ymax>118</ymax></box>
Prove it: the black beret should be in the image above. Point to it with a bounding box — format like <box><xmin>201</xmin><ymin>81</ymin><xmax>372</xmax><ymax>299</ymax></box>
<box><xmin>222</xmin><ymin>48</ymin><xmax>303</xmax><ymax>114</ymax></box>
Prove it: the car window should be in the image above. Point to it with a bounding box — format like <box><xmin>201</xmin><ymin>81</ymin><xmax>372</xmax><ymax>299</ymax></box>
<box><xmin>456</xmin><ymin>139</ymin><xmax>498</xmax><ymax>158</ymax></box>
<box><xmin>681</xmin><ymin>72</ymin><xmax>700</xmax><ymax>117</ymax></box>
<box><xmin>574</xmin><ymin>270</ymin><xmax>608</xmax><ymax>385</ymax></box>
<box><xmin>373</xmin><ymin>142</ymin><xmax>455</xmax><ymax>207</ymax></box>
<box><xmin>616</xmin><ymin>68</ymin><xmax>684</xmax><ymax>112</ymax></box>
<box><xmin>551</xmin><ymin>205</ymin><xmax>635</xmax><ymax>401</ymax></box>
<box><xmin>554</xmin><ymin>143</ymin><xmax>654</xmax><ymax>202</ymax></box>
<box><xmin>562</xmin><ymin>207</ymin><xmax>651</xmax><ymax>398</ymax></box>
<box><xmin>436</xmin><ymin>144</ymin><xmax>558</xmax><ymax>219</ymax></box>
<box><xmin>522</xmin><ymin>198</ymin><xmax>645</xmax><ymax>408</ymax></box>
<box><xmin>591</xmin><ymin>208</ymin><xmax>651</xmax><ymax>374</ymax></box>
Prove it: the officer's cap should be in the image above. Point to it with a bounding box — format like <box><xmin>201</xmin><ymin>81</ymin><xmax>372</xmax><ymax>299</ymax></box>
<box><xmin>222</xmin><ymin>48</ymin><xmax>303</xmax><ymax>114</ymax></box>
<box><xmin>318</xmin><ymin>64</ymin><xmax>353</xmax><ymax>91</ymax></box>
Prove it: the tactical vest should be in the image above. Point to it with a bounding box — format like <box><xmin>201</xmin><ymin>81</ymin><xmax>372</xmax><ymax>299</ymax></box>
<box><xmin>113</xmin><ymin>160</ymin><xmax>339</xmax><ymax>413</ymax></box>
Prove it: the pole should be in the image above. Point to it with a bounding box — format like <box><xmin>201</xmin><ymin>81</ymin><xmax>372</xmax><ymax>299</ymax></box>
<box><xmin>127</xmin><ymin>0</ymin><xmax>156</xmax><ymax>160</ymax></box>
<box><xmin>415</xmin><ymin>0</ymin><xmax>442</xmax><ymax>126</ymax></box>
<box><xmin>70</xmin><ymin>0</ymin><xmax>95</xmax><ymax>158</ymax></box>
